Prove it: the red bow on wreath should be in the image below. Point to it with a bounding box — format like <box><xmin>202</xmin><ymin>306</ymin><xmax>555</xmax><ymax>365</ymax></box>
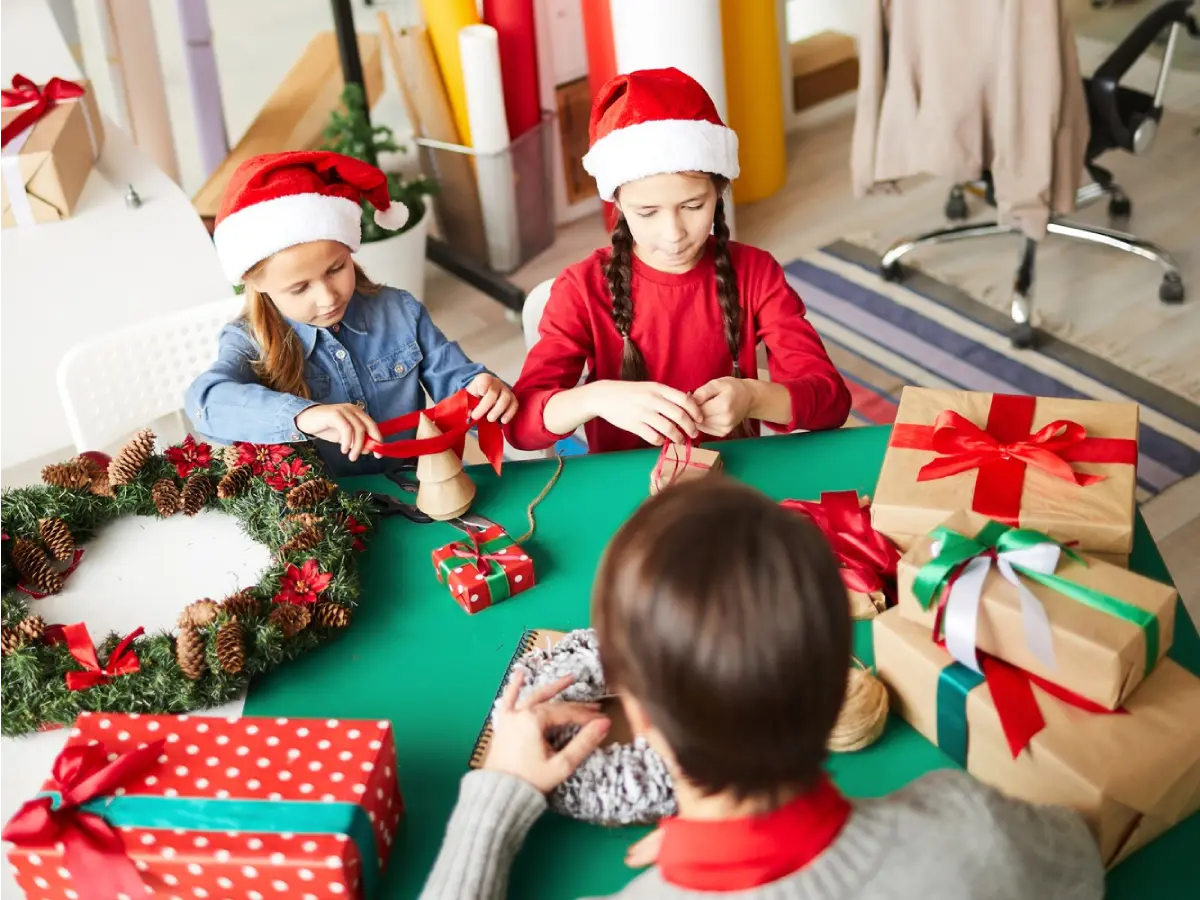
<box><xmin>1</xmin><ymin>74</ymin><xmax>85</xmax><ymax>148</ymax></box>
<box><xmin>62</xmin><ymin>624</ymin><xmax>144</xmax><ymax>690</ymax></box>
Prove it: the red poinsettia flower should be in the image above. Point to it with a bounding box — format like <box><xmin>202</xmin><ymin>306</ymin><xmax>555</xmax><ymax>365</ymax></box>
<box><xmin>342</xmin><ymin>515</ymin><xmax>369</xmax><ymax>552</ymax></box>
<box><xmin>233</xmin><ymin>441</ymin><xmax>294</xmax><ymax>475</ymax></box>
<box><xmin>273</xmin><ymin>559</ymin><xmax>333</xmax><ymax>605</ymax></box>
<box><xmin>264</xmin><ymin>456</ymin><xmax>311</xmax><ymax>491</ymax></box>
<box><xmin>164</xmin><ymin>434</ymin><xmax>212</xmax><ymax>478</ymax></box>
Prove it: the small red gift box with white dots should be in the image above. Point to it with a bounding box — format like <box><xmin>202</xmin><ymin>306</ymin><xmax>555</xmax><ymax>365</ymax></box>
<box><xmin>4</xmin><ymin>712</ymin><xmax>403</xmax><ymax>900</ymax></box>
<box><xmin>431</xmin><ymin>524</ymin><xmax>535</xmax><ymax>615</ymax></box>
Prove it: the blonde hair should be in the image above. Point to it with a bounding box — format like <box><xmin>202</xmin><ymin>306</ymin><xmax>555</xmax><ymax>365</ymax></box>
<box><xmin>242</xmin><ymin>260</ymin><xmax>381</xmax><ymax>398</ymax></box>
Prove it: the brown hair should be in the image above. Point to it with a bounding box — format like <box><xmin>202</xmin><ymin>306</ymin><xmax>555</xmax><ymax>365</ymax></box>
<box><xmin>241</xmin><ymin>260</ymin><xmax>381</xmax><ymax>398</ymax></box>
<box><xmin>607</xmin><ymin>176</ymin><xmax>754</xmax><ymax>437</ymax></box>
<box><xmin>592</xmin><ymin>477</ymin><xmax>851</xmax><ymax>801</ymax></box>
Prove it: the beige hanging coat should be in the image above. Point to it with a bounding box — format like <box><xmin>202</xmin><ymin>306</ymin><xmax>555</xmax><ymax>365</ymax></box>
<box><xmin>851</xmin><ymin>0</ymin><xmax>1090</xmax><ymax>240</ymax></box>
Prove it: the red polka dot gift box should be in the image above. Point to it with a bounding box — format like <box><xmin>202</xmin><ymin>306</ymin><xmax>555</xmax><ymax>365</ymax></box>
<box><xmin>2</xmin><ymin>712</ymin><xmax>403</xmax><ymax>900</ymax></box>
<box><xmin>431</xmin><ymin>524</ymin><xmax>535</xmax><ymax>615</ymax></box>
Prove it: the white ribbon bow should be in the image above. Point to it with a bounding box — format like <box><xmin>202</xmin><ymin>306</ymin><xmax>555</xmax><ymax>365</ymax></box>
<box><xmin>932</xmin><ymin>538</ymin><xmax>1060</xmax><ymax>674</ymax></box>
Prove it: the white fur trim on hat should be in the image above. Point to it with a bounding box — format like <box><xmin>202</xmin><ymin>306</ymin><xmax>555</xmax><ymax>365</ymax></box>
<box><xmin>213</xmin><ymin>193</ymin><xmax>365</xmax><ymax>283</ymax></box>
<box><xmin>582</xmin><ymin>118</ymin><xmax>739</xmax><ymax>201</ymax></box>
<box><xmin>374</xmin><ymin>202</ymin><xmax>409</xmax><ymax>231</ymax></box>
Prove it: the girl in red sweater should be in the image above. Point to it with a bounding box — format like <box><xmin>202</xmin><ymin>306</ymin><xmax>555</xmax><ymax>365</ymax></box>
<box><xmin>506</xmin><ymin>68</ymin><xmax>851</xmax><ymax>454</ymax></box>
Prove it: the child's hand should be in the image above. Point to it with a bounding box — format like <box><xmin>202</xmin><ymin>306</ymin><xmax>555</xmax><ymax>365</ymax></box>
<box><xmin>692</xmin><ymin>377</ymin><xmax>756</xmax><ymax>437</ymax></box>
<box><xmin>295</xmin><ymin>404</ymin><xmax>384</xmax><ymax>462</ymax></box>
<box><xmin>625</xmin><ymin>827</ymin><xmax>664</xmax><ymax>868</ymax></box>
<box><xmin>483</xmin><ymin>670</ymin><xmax>610</xmax><ymax>795</ymax></box>
<box><xmin>587</xmin><ymin>381</ymin><xmax>703</xmax><ymax>445</ymax></box>
<box><xmin>466</xmin><ymin>373</ymin><xmax>518</xmax><ymax>424</ymax></box>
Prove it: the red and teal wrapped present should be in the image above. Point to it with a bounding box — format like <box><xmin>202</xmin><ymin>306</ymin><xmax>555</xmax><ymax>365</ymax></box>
<box><xmin>875</xmin><ymin>609</ymin><xmax>1200</xmax><ymax>868</ymax></box>
<box><xmin>2</xmin><ymin>712</ymin><xmax>403</xmax><ymax>899</ymax></box>
<box><xmin>431</xmin><ymin>524</ymin><xmax>535</xmax><ymax>614</ymax></box>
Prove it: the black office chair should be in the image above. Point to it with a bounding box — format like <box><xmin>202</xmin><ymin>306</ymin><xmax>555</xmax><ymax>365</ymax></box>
<box><xmin>879</xmin><ymin>0</ymin><xmax>1198</xmax><ymax>348</ymax></box>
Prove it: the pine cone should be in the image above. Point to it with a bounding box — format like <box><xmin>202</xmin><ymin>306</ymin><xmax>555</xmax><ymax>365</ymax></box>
<box><xmin>216</xmin><ymin>620</ymin><xmax>245</xmax><ymax>674</ymax></box>
<box><xmin>88</xmin><ymin>472</ymin><xmax>116</xmax><ymax>498</ymax></box>
<box><xmin>109</xmin><ymin>429</ymin><xmax>156</xmax><ymax>486</ymax></box>
<box><xmin>41</xmin><ymin>462</ymin><xmax>91</xmax><ymax>491</ymax></box>
<box><xmin>217</xmin><ymin>464</ymin><xmax>253</xmax><ymax>500</ymax></box>
<box><xmin>286</xmin><ymin>479</ymin><xmax>338</xmax><ymax>510</ymax></box>
<box><xmin>176</xmin><ymin>627</ymin><xmax>207</xmax><ymax>680</ymax></box>
<box><xmin>315</xmin><ymin>601</ymin><xmax>351</xmax><ymax>629</ymax></box>
<box><xmin>73</xmin><ymin>455</ymin><xmax>106</xmax><ymax>479</ymax></box>
<box><xmin>38</xmin><ymin>518</ymin><xmax>74</xmax><ymax>561</ymax></box>
<box><xmin>17</xmin><ymin>615</ymin><xmax>45</xmax><ymax>642</ymax></box>
<box><xmin>222</xmin><ymin>445</ymin><xmax>243</xmax><ymax>470</ymax></box>
<box><xmin>284</xmin><ymin>513</ymin><xmax>324</xmax><ymax>531</ymax></box>
<box><xmin>152</xmin><ymin>478</ymin><xmax>182</xmax><ymax>517</ymax></box>
<box><xmin>12</xmin><ymin>538</ymin><xmax>63</xmax><ymax>594</ymax></box>
<box><xmin>179</xmin><ymin>599</ymin><xmax>219</xmax><ymax>628</ymax></box>
<box><xmin>221</xmin><ymin>588</ymin><xmax>261</xmax><ymax>620</ymax></box>
<box><xmin>181</xmin><ymin>475</ymin><xmax>214</xmax><ymax>516</ymax></box>
<box><xmin>269</xmin><ymin>603</ymin><xmax>311</xmax><ymax>638</ymax></box>
<box><xmin>279</xmin><ymin>525</ymin><xmax>324</xmax><ymax>558</ymax></box>
<box><xmin>1</xmin><ymin>627</ymin><xmax>20</xmax><ymax>656</ymax></box>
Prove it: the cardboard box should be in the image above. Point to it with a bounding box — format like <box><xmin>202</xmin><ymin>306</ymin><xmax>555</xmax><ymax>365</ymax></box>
<box><xmin>432</xmin><ymin>524</ymin><xmax>535</xmax><ymax>614</ymax></box>
<box><xmin>873</xmin><ymin>388</ymin><xmax>1139</xmax><ymax>555</ymax></box>
<box><xmin>1</xmin><ymin>79</ymin><xmax>104</xmax><ymax>228</ymax></box>
<box><xmin>650</xmin><ymin>443</ymin><xmax>722</xmax><ymax>494</ymax></box>
<box><xmin>5</xmin><ymin>712</ymin><xmax>402</xmax><ymax>899</ymax></box>
<box><xmin>875</xmin><ymin>610</ymin><xmax>1200</xmax><ymax>867</ymax></box>
<box><xmin>897</xmin><ymin>510</ymin><xmax>1177</xmax><ymax>709</ymax></box>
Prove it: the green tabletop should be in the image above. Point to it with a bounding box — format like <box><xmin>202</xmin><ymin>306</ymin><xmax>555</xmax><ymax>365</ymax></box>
<box><xmin>243</xmin><ymin>427</ymin><xmax>1200</xmax><ymax>898</ymax></box>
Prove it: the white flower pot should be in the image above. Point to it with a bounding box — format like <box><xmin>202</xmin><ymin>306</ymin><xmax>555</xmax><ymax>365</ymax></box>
<box><xmin>353</xmin><ymin>210</ymin><xmax>430</xmax><ymax>303</ymax></box>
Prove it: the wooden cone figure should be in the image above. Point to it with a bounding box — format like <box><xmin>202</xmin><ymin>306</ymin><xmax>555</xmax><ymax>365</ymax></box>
<box><xmin>415</xmin><ymin>414</ymin><xmax>476</xmax><ymax>520</ymax></box>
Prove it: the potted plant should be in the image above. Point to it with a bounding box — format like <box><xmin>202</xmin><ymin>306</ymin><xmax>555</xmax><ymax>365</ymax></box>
<box><xmin>322</xmin><ymin>83</ymin><xmax>437</xmax><ymax>301</ymax></box>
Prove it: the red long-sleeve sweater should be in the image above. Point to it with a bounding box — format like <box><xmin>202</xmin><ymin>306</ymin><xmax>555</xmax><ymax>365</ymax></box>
<box><xmin>506</xmin><ymin>240</ymin><xmax>852</xmax><ymax>453</ymax></box>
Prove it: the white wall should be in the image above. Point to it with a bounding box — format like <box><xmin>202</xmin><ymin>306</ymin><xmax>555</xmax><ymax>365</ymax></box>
<box><xmin>786</xmin><ymin>0</ymin><xmax>862</xmax><ymax>41</ymax></box>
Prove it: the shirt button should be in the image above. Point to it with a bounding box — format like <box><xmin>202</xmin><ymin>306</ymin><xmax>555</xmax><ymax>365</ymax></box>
<box><xmin>330</xmin><ymin>324</ymin><xmax>340</xmax><ymax>333</ymax></box>
<box><xmin>355</xmin><ymin>400</ymin><xmax>366</xmax><ymax>410</ymax></box>
<box><xmin>290</xmin><ymin>433</ymin><xmax>301</xmax><ymax>441</ymax></box>
<box><xmin>393</xmin><ymin>363</ymin><xmax>405</xmax><ymax>374</ymax></box>
<box><xmin>335</xmin><ymin>349</ymin><xmax>347</xmax><ymax>360</ymax></box>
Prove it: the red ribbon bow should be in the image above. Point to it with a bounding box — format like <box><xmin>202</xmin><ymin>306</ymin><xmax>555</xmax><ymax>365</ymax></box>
<box><xmin>2</xmin><ymin>739</ymin><xmax>163</xmax><ymax>900</ymax></box>
<box><xmin>652</xmin><ymin>438</ymin><xmax>711</xmax><ymax>487</ymax></box>
<box><xmin>63</xmin><ymin>624</ymin><xmax>144</xmax><ymax>691</ymax></box>
<box><xmin>451</xmin><ymin>526</ymin><xmax>526</xmax><ymax>576</ymax></box>
<box><xmin>1</xmin><ymin>74</ymin><xmax>85</xmax><ymax>148</ymax></box>
<box><xmin>781</xmin><ymin>491</ymin><xmax>899</xmax><ymax>598</ymax></box>
<box><xmin>363</xmin><ymin>389</ymin><xmax>503</xmax><ymax>474</ymax></box>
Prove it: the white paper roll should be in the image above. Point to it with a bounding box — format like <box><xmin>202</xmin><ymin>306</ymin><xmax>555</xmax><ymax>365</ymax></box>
<box><xmin>459</xmin><ymin>24</ymin><xmax>521</xmax><ymax>272</ymax></box>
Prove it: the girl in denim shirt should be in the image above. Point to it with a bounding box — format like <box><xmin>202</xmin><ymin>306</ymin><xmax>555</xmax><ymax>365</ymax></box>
<box><xmin>187</xmin><ymin>151</ymin><xmax>516</xmax><ymax>477</ymax></box>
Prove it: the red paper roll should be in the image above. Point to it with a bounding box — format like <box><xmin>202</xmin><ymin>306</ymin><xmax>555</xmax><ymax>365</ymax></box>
<box><xmin>581</xmin><ymin>0</ymin><xmax>618</xmax><ymax>104</ymax></box>
<box><xmin>482</xmin><ymin>0</ymin><xmax>541</xmax><ymax>139</ymax></box>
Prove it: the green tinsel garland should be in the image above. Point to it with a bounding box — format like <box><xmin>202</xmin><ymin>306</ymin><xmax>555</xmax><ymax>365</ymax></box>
<box><xmin>0</xmin><ymin>437</ymin><xmax>376</xmax><ymax>737</ymax></box>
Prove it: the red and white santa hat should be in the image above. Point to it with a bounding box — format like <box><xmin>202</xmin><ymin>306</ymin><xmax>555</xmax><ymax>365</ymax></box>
<box><xmin>581</xmin><ymin>67</ymin><xmax>739</xmax><ymax>202</ymax></box>
<box><xmin>212</xmin><ymin>150</ymin><xmax>409</xmax><ymax>283</ymax></box>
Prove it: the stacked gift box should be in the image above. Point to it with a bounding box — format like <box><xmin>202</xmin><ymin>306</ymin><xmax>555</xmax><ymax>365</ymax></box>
<box><xmin>869</xmin><ymin>387</ymin><xmax>1200</xmax><ymax>867</ymax></box>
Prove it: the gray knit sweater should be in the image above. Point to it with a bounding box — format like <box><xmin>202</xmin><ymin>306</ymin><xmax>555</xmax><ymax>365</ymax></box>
<box><xmin>420</xmin><ymin>769</ymin><xmax>1104</xmax><ymax>900</ymax></box>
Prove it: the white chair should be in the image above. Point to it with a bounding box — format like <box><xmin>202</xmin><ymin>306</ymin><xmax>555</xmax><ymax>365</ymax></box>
<box><xmin>56</xmin><ymin>295</ymin><xmax>246</xmax><ymax>453</ymax></box>
<box><xmin>522</xmin><ymin>278</ymin><xmax>555</xmax><ymax>350</ymax></box>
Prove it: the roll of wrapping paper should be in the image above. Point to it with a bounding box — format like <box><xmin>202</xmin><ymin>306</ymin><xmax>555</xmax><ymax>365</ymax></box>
<box><xmin>419</xmin><ymin>0</ymin><xmax>480</xmax><ymax>147</ymax></box>
<box><xmin>581</xmin><ymin>0</ymin><xmax>619</xmax><ymax>229</ymax></box>
<box><xmin>481</xmin><ymin>0</ymin><xmax>541</xmax><ymax>139</ymax></box>
<box><xmin>459</xmin><ymin>24</ymin><xmax>521</xmax><ymax>272</ymax></box>
<box><xmin>720</xmin><ymin>0</ymin><xmax>786</xmax><ymax>203</ymax></box>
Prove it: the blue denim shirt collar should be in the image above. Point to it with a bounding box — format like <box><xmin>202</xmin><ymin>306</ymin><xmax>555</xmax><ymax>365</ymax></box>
<box><xmin>285</xmin><ymin>293</ymin><xmax>370</xmax><ymax>358</ymax></box>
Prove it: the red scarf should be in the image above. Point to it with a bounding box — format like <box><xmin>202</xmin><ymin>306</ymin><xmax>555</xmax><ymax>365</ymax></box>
<box><xmin>656</xmin><ymin>776</ymin><xmax>852</xmax><ymax>891</ymax></box>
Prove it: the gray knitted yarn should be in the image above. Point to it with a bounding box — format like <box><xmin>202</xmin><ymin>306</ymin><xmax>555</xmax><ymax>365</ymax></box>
<box><xmin>496</xmin><ymin>628</ymin><xmax>677</xmax><ymax>826</ymax></box>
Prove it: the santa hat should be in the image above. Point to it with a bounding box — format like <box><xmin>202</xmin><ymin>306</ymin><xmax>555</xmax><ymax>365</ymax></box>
<box><xmin>212</xmin><ymin>150</ymin><xmax>409</xmax><ymax>283</ymax></box>
<box><xmin>581</xmin><ymin>68</ymin><xmax>739</xmax><ymax>202</ymax></box>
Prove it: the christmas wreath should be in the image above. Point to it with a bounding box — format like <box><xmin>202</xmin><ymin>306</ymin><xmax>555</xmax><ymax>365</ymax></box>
<box><xmin>0</xmin><ymin>430</ymin><xmax>376</xmax><ymax>737</ymax></box>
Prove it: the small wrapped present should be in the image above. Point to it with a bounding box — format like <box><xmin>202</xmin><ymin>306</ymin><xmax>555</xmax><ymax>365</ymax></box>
<box><xmin>897</xmin><ymin>510</ymin><xmax>1177</xmax><ymax>710</ymax></box>
<box><xmin>1</xmin><ymin>75</ymin><xmax>105</xmax><ymax>228</ymax></box>
<box><xmin>874</xmin><ymin>609</ymin><xmax>1200</xmax><ymax>868</ymax></box>
<box><xmin>872</xmin><ymin>388</ymin><xmax>1138</xmax><ymax>556</ymax></box>
<box><xmin>781</xmin><ymin>492</ymin><xmax>900</xmax><ymax>619</ymax></box>
<box><xmin>649</xmin><ymin>440</ymin><xmax>722</xmax><ymax>495</ymax></box>
<box><xmin>432</xmin><ymin>523</ymin><xmax>535</xmax><ymax>614</ymax></box>
<box><xmin>3</xmin><ymin>712</ymin><xmax>403</xmax><ymax>900</ymax></box>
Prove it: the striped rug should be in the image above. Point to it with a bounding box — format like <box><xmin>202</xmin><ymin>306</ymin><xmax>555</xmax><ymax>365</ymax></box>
<box><xmin>787</xmin><ymin>242</ymin><xmax>1200</xmax><ymax>503</ymax></box>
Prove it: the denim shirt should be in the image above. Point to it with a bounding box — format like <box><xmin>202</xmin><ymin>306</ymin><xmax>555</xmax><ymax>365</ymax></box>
<box><xmin>185</xmin><ymin>287</ymin><xmax>487</xmax><ymax>477</ymax></box>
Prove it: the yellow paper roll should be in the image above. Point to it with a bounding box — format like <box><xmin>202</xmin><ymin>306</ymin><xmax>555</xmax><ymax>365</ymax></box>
<box><xmin>419</xmin><ymin>0</ymin><xmax>480</xmax><ymax>146</ymax></box>
<box><xmin>720</xmin><ymin>0</ymin><xmax>786</xmax><ymax>204</ymax></box>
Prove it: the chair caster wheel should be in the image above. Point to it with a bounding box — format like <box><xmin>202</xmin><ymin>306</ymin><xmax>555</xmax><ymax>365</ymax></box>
<box><xmin>1159</xmin><ymin>274</ymin><xmax>1185</xmax><ymax>304</ymax></box>
<box><xmin>1107</xmin><ymin>196</ymin><xmax>1132</xmax><ymax>219</ymax></box>
<box><xmin>1009</xmin><ymin>322</ymin><xmax>1037</xmax><ymax>349</ymax></box>
<box><xmin>945</xmin><ymin>193</ymin><xmax>969</xmax><ymax>221</ymax></box>
<box><xmin>880</xmin><ymin>261</ymin><xmax>903</xmax><ymax>282</ymax></box>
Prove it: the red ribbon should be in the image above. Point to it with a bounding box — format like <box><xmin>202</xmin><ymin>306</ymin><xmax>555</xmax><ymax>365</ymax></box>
<box><xmin>450</xmin><ymin>526</ymin><xmax>526</xmax><ymax>576</ymax></box>
<box><xmin>2</xmin><ymin>740</ymin><xmax>162</xmax><ymax>900</ymax></box>
<box><xmin>781</xmin><ymin>492</ymin><xmax>899</xmax><ymax>598</ymax></box>
<box><xmin>63</xmin><ymin>624</ymin><xmax>144</xmax><ymax>691</ymax></box>
<box><xmin>1</xmin><ymin>74</ymin><xmax>85</xmax><ymax>148</ymax></box>
<box><xmin>17</xmin><ymin>547</ymin><xmax>86</xmax><ymax>599</ymax></box>
<box><xmin>652</xmin><ymin>438</ymin><xmax>712</xmax><ymax>488</ymax></box>
<box><xmin>889</xmin><ymin>394</ymin><xmax>1137</xmax><ymax>525</ymax></box>
<box><xmin>363</xmin><ymin>389</ymin><xmax>503</xmax><ymax>474</ymax></box>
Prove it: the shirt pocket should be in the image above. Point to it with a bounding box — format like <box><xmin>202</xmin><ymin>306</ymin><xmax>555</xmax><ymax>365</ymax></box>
<box><xmin>306</xmin><ymin>367</ymin><xmax>333</xmax><ymax>401</ymax></box>
<box><xmin>367</xmin><ymin>342</ymin><xmax>423</xmax><ymax>383</ymax></box>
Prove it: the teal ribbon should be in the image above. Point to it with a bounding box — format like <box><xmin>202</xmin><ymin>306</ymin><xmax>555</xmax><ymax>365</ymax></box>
<box><xmin>42</xmin><ymin>793</ymin><xmax>381</xmax><ymax>896</ymax></box>
<box><xmin>912</xmin><ymin>522</ymin><xmax>1159</xmax><ymax>676</ymax></box>
<box><xmin>936</xmin><ymin>662</ymin><xmax>985</xmax><ymax>766</ymax></box>
<box><xmin>437</xmin><ymin>535</ymin><xmax>519</xmax><ymax>605</ymax></box>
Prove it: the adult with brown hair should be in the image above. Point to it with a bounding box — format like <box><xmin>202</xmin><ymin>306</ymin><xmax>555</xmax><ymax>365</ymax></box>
<box><xmin>420</xmin><ymin>478</ymin><xmax>1104</xmax><ymax>899</ymax></box>
<box><xmin>505</xmin><ymin>68</ymin><xmax>852</xmax><ymax>454</ymax></box>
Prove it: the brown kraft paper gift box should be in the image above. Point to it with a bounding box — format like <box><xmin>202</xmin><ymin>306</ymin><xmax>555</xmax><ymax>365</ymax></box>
<box><xmin>1</xmin><ymin>79</ymin><xmax>104</xmax><ymax>228</ymax></box>
<box><xmin>897</xmin><ymin>510</ymin><xmax>1177</xmax><ymax>709</ymax></box>
<box><xmin>872</xmin><ymin>387</ymin><xmax>1138</xmax><ymax>559</ymax></box>
<box><xmin>874</xmin><ymin>609</ymin><xmax>1200</xmax><ymax>868</ymax></box>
